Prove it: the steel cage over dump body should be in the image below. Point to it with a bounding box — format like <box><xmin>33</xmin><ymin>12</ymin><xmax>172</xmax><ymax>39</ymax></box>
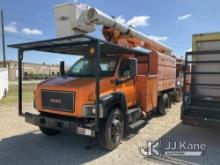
<box><xmin>182</xmin><ymin>49</ymin><xmax>220</xmax><ymax>128</ymax></box>
<box><xmin>8</xmin><ymin>34</ymin><xmax>150</xmax><ymax>131</ymax></box>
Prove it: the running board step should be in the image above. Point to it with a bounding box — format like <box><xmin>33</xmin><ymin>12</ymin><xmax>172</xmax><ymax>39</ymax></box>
<box><xmin>127</xmin><ymin>107</ymin><xmax>141</xmax><ymax>124</ymax></box>
<box><xmin>128</xmin><ymin>119</ymin><xmax>146</xmax><ymax>130</ymax></box>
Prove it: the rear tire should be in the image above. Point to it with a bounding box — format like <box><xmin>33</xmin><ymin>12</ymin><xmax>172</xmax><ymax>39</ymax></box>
<box><xmin>39</xmin><ymin>126</ymin><xmax>60</xmax><ymax>136</ymax></box>
<box><xmin>158</xmin><ymin>93</ymin><xmax>169</xmax><ymax>115</ymax></box>
<box><xmin>98</xmin><ymin>108</ymin><xmax>124</xmax><ymax>150</ymax></box>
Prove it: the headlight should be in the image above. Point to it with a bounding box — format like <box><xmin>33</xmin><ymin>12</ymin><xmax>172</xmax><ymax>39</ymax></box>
<box><xmin>82</xmin><ymin>104</ymin><xmax>96</xmax><ymax>117</ymax></box>
<box><xmin>82</xmin><ymin>104</ymin><xmax>104</xmax><ymax>118</ymax></box>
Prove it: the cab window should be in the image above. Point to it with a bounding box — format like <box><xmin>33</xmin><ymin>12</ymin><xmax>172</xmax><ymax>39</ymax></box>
<box><xmin>119</xmin><ymin>59</ymin><xmax>130</xmax><ymax>77</ymax></box>
<box><xmin>67</xmin><ymin>57</ymin><xmax>118</xmax><ymax>77</ymax></box>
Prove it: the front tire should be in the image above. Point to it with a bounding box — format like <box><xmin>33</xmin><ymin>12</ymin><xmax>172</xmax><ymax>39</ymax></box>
<box><xmin>98</xmin><ymin>108</ymin><xmax>124</xmax><ymax>150</ymax></box>
<box><xmin>39</xmin><ymin>126</ymin><xmax>60</xmax><ymax>136</ymax></box>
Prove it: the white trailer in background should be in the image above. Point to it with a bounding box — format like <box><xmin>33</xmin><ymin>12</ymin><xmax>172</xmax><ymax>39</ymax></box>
<box><xmin>0</xmin><ymin>68</ymin><xmax>9</xmax><ymax>99</ymax></box>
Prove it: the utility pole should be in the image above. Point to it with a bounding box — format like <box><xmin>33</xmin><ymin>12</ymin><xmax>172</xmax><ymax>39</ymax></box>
<box><xmin>1</xmin><ymin>10</ymin><xmax>6</xmax><ymax>67</ymax></box>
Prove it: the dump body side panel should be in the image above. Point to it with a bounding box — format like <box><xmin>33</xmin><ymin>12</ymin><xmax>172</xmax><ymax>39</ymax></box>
<box><xmin>149</xmin><ymin>52</ymin><xmax>176</xmax><ymax>92</ymax></box>
<box><xmin>136</xmin><ymin>52</ymin><xmax>176</xmax><ymax>112</ymax></box>
<box><xmin>136</xmin><ymin>75</ymin><xmax>158</xmax><ymax>112</ymax></box>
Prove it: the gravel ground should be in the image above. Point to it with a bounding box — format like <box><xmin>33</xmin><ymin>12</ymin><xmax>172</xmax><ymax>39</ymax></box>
<box><xmin>0</xmin><ymin>102</ymin><xmax>220</xmax><ymax>165</ymax></box>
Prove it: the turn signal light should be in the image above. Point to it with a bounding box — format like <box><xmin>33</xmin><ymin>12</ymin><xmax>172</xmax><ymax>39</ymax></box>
<box><xmin>89</xmin><ymin>94</ymin><xmax>95</xmax><ymax>101</ymax></box>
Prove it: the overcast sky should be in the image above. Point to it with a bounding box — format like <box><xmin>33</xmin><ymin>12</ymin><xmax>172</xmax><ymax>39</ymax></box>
<box><xmin>1</xmin><ymin>0</ymin><xmax>220</xmax><ymax>66</ymax></box>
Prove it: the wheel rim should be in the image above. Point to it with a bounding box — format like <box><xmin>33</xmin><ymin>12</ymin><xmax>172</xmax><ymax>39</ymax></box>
<box><xmin>110</xmin><ymin>112</ymin><xmax>123</xmax><ymax>145</ymax></box>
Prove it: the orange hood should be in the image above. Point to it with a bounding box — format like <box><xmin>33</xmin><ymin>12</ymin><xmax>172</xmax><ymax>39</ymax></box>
<box><xmin>41</xmin><ymin>77</ymin><xmax>97</xmax><ymax>88</ymax></box>
<box><xmin>35</xmin><ymin>76</ymin><xmax>115</xmax><ymax>117</ymax></box>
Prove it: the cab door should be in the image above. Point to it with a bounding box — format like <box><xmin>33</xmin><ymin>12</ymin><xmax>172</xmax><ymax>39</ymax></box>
<box><xmin>115</xmin><ymin>58</ymin><xmax>136</xmax><ymax>107</ymax></box>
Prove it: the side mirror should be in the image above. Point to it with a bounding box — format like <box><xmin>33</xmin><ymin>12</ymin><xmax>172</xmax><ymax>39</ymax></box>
<box><xmin>60</xmin><ymin>61</ymin><xmax>65</xmax><ymax>76</ymax></box>
<box><xmin>129</xmin><ymin>58</ymin><xmax>137</xmax><ymax>77</ymax></box>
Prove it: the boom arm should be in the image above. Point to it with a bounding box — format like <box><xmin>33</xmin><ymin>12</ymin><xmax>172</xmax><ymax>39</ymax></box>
<box><xmin>86</xmin><ymin>7</ymin><xmax>171</xmax><ymax>54</ymax></box>
<box><xmin>54</xmin><ymin>3</ymin><xmax>172</xmax><ymax>54</ymax></box>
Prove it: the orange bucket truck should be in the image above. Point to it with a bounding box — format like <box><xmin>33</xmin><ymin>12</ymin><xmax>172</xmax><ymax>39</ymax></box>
<box><xmin>9</xmin><ymin>3</ymin><xmax>180</xmax><ymax>150</ymax></box>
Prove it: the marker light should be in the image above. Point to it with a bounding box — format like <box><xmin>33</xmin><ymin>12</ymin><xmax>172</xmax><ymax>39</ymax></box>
<box><xmin>89</xmin><ymin>94</ymin><xmax>95</xmax><ymax>101</ymax></box>
<box><xmin>89</xmin><ymin>47</ymin><xmax>95</xmax><ymax>55</ymax></box>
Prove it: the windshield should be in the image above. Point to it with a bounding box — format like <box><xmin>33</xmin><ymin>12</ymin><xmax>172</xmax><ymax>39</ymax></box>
<box><xmin>67</xmin><ymin>57</ymin><xmax>118</xmax><ymax>77</ymax></box>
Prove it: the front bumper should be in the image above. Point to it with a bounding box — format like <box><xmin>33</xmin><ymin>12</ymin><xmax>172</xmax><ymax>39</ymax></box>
<box><xmin>25</xmin><ymin>112</ymin><xmax>95</xmax><ymax>137</ymax></box>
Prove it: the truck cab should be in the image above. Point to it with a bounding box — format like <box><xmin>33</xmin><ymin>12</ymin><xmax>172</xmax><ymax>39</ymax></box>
<box><xmin>35</xmin><ymin>55</ymin><xmax>137</xmax><ymax>118</ymax></box>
